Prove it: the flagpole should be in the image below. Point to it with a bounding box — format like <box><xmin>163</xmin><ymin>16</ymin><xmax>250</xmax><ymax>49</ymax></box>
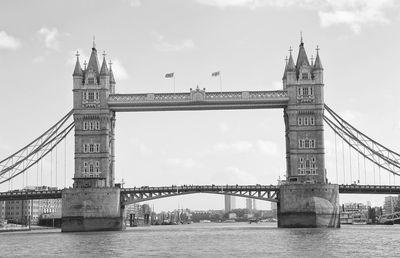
<box><xmin>219</xmin><ymin>71</ymin><xmax>222</xmax><ymax>93</ymax></box>
<box><xmin>173</xmin><ymin>75</ymin><xmax>176</xmax><ymax>95</ymax></box>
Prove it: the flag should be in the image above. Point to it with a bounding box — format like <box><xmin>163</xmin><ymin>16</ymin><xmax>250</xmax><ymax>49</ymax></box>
<box><xmin>165</xmin><ymin>72</ymin><xmax>174</xmax><ymax>78</ymax></box>
<box><xmin>211</xmin><ymin>71</ymin><xmax>220</xmax><ymax>77</ymax></box>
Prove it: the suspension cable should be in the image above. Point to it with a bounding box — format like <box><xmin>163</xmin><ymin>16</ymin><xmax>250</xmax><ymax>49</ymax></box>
<box><xmin>55</xmin><ymin>145</ymin><xmax>58</xmax><ymax>188</ymax></box>
<box><xmin>50</xmin><ymin>150</ymin><xmax>53</xmax><ymax>187</ymax></box>
<box><xmin>342</xmin><ymin>137</ymin><xmax>346</xmax><ymax>184</ymax></box>
<box><xmin>335</xmin><ymin>133</ymin><xmax>338</xmax><ymax>184</ymax></box>
<box><xmin>357</xmin><ymin>152</ymin><xmax>360</xmax><ymax>184</ymax></box>
<box><xmin>0</xmin><ymin>110</ymin><xmax>74</xmax><ymax>185</ymax></box>
<box><xmin>64</xmin><ymin>136</ymin><xmax>67</xmax><ymax>189</ymax></box>
<box><xmin>349</xmin><ymin>144</ymin><xmax>352</xmax><ymax>184</ymax></box>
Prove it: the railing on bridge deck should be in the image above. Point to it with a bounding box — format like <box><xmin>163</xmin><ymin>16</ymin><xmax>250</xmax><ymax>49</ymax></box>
<box><xmin>338</xmin><ymin>184</ymin><xmax>400</xmax><ymax>194</ymax></box>
<box><xmin>108</xmin><ymin>90</ymin><xmax>289</xmax><ymax>112</ymax></box>
<box><xmin>120</xmin><ymin>184</ymin><xmax>280</xmax><ymax>205</ymax></box>
<box><xmin>0</xmin><ymin>190</ymin><xmax>62</xmax><ymax>201</ymax></box>
<box><xmin>1</xmin><ymin>184</ymin><xmax>400</xmax><ymax>202</ymax></box>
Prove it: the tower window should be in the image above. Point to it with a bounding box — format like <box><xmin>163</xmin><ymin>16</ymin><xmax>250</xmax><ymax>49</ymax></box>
<box><xmin>301</xmin><ymin>73</ymin><xmax>309</xmax><ymax>80</ymax></box>
<box><xmin>302</xmin><ymin>87</ymin><xmax>309</xmax><ymax>96</ymax></box>
<box><xmin>298</xmin><ymin>117</ymin><xmax>303</xmax><ymax>126</ymax></box>
<box><xmin>88</xmin><ymin>78</ymin><xmax>95</xmax><ymax>85</ymax></box>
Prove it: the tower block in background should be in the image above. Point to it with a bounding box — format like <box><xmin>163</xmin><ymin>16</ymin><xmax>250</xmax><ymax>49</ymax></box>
<box><xmin>61</xmin><ymin>43</ymin><xmax>124</xmax><ymax>232</ymax></box>
<box><xmin>279</xmin><ymin>39</ymin><xmax>340</xmax><ymax>228</ymax></box>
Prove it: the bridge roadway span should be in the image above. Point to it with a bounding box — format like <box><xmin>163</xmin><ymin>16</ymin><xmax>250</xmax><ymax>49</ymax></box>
<box><xmin>107</xmin><ymin>90</ymin><xmax>289</xmax><ymax>112</ymax></box>
<box><xmin>1</xmin><ymin>184</ymin><xmax>400</xmax><ymax>202</ymax></box>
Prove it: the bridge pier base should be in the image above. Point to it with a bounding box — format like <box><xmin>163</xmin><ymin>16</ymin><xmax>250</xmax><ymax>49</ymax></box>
<box><xmin>278</xmin><ymin>184</ymin><xmax>340</xmax><ymax>228</ymax></box>
<box><xmin>61</xmin><ymin>188</ymin><xmax>125</xmax><ymax>232</ymax></box>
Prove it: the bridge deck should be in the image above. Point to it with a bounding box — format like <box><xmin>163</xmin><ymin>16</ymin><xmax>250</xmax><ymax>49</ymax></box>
<box><xmin>338</xmin><ymin>184</ymin><xmax>400</xmax><ymax>194</ymax></box>
<box><xmin>1</xmin><ymin>184</ymin><xmax>400</xmax><ymax>202</ymax></box>
<box><xmin>0</xmin><ymin>190</ymin><xmax>62</xmax><ymax>201</ymax></box>
<box><xmin>108</xmin><ymin>90</ymin><xmax>289</xmax><ymax>112</ymax></box>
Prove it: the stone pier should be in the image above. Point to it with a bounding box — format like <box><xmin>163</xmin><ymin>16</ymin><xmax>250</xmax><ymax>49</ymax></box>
<box><xmin>61</xmin><ymin>188</ymin><xmax>125</xmax><ymax>232</ymax></box>
<box><xmin>278</xmin><ymin>183</ymin><xmax>340</xmax><ymax>228</ymax></box>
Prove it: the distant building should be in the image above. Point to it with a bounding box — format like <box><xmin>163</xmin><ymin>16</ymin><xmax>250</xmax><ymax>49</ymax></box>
<box><xmin>383</xmin><ymin>196</ymin><xmax>398</xmax><ymax>215</ymax></box>
<box><xmin>246</xmin><ymin>198</ymin><xmax>257</xmax><ymax>211</ymax></box>
<box><xmin>3</xmin><ymin>186</ymin><xmax>61</xmax><ymax>225</ymax></box>
<box><xmin>224</xmin><ymin>195</ymin><xmax>236</xmax><ymax>212</ymax></box>
<box><xmin>0</xmin><ymin>201</ymin><xmax>5</xmax><ymax>220</ymax></box>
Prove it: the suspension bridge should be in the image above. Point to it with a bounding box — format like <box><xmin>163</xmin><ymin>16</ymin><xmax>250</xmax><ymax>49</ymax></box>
<box><xmin>1</xmin><ymin>38</ymin><xmax>399</xmax><ymax>231</ymax></box>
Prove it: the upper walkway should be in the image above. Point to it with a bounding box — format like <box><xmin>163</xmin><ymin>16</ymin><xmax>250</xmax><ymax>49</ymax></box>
<box><xmin>107</xmin><ymin>89</ymin><xmax>289</xmax><ymax>112</ymax></box>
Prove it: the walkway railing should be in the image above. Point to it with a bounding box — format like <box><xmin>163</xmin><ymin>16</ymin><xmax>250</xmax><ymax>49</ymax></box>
<box><xmin>108</xmin><ymin>90</ymin><xmax>289</xmax><ymax>112</ymax></box>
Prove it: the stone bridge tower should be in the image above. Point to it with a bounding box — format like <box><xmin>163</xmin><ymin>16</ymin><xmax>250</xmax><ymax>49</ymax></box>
<box><xmin>279</xmin><ymin>38</ymin><xmax>340</xmax><ymax>228</ymax></box>
<box><xmin>283</xmin><ymin>38</ymin><xmax>325</xmax><ymax>184</ymax></box>
<box><xmin>72</xmin><ymin>42</ymin><xmax>116</xmax><ymax>188</ymax></box>
<box><xmin>62</xmin><ymin>42</ymin><xmax>123</xmax><ymax>232</ymax></box>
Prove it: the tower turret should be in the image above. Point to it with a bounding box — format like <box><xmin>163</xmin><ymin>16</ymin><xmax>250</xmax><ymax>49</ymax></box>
<box><xmin>109</xmin><ymin>61</ymin><xmax>116</xmax><ymax>94</ymax></box>
<box><xmin>99</xmin><ymin>52</ymin><xmax>110</xmax><ymax>88</ymax></box>
<box><xmin>285</xmin><ymin>48</ymin><xmax>296</xmax><ymax>84</ymax></box>
<box><xmin>73</xmin><ymin>51</ymin><xmax>83</xmax><ymax>89</ymax></box>
<box><xmin>312</xmin><ymin>47</ymin><xmax>323</xmax><ymax>84</ymax></box>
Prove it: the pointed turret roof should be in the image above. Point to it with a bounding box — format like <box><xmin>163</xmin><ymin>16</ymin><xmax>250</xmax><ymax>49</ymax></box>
<box><xmin>73</xmin><ymin>52</ymin><xmax>83</xmax><ymax>76</ymax></box>
<box><xmin>282</xmin><ymin>57</ymin><xmax>288</xmax><ymax>79</ymax></box>
<box><xmin>314</xmin><ymin>50</ymin><xmax>323</xmax><ymax>70</ymax></box>
<box><xmin>109</xmin><ymin>61</ymin><xmax>115</xmax><ymax>84</ymax></box>
<box><xmin>100</xmin><ymin>55</ymin><xmax>109</xmax><ymax>76</ymax></box>
<box><xmin>87</xmin><ymin>44</ymin><xmax>100</xmax><ymax>74</ymax></box>
<box><xmin>296</xmin><ymin>38</ymin><xmax>310</xmax><ymax>69</ymax></box>
<box><xmin>287</xmin><ymin>51</ymin><xmax>295</xmax><ymax>71</ymax></box>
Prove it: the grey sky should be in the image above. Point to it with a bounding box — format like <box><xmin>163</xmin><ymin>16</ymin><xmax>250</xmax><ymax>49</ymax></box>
<box><xmin>1</xmin><ymin>0</ymin><xmax>400</xmax><ymax>211</ymax></box>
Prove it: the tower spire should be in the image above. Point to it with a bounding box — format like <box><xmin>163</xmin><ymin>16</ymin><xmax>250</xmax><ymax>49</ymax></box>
<box><xmin>73</xmin><ymin>51</ymin><xmax>83</xmax><ymax>76</ymax></box>
<box><xmin>296</xmin><ymin>35</ymin><xmax>309</xmax><ymax>69</ymax></box>
<box><xmin>314</xmin><ymin>45</ymin><xmax>323</xmax><ymax>70</ymax></box>
<box><xmin>300</xmin><ymin>31</ymin><xmax>303</xmax><ymax>44</ymax></box>
<box><xmin>100</xmin><ymin>51</ymin><xmax>109</xmax><ymax>75</ymax></box>
<box><xmin>109</xmin><ymin>60</ymin><xmax>115</xmax><ymax>84</ymax></box>
<box><xmin>287</xmin><ymin>46</ymin><xmax>295</xmax><ymax>71</ymax></box>
<box><xmin>87</xmin><ymin>40</ymin><xmax>100</xmax><ymax>74</ymax></box>
<box><xmin>92</xmin><ymin>36</ymin><xmax>96</xmax><ymax>50</ymax></box>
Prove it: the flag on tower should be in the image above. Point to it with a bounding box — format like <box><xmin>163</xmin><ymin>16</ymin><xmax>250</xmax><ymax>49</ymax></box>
<box><xmin>165</xmin><ymin>72</ymin><xmax>174</xmax><ymax>78</ymax></box>
<box><xmin>211</xmin><ymin>71</ymin><xmax>220</xmax><ymax>77</ymax></box>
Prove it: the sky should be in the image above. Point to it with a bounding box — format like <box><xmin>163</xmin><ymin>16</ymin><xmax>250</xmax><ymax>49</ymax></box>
<box><xmin>1</xmin><ymin>0</ymin><xmax>400</xmax><ymax>211</ymax></box>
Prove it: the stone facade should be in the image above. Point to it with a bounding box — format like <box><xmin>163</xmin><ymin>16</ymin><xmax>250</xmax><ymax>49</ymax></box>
<box><xmin>72</xmin><ymin>43</ymin><xmax>116</xmax><ymax>188</ymax></box>
<box><xmin>282</xmin><ymin>40</ymin><xmax>325</xmax><ymax>184</ymax></box>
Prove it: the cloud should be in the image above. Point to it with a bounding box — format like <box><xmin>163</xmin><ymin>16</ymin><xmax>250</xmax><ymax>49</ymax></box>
<box><xmin>0</xmin><ymin>31</ymin><xmax>21</xmax><ymax>50</ymax></box>
<box><xmin>213</xmin><ymin>140</ymin><xmax>253</xmax><ymax>153</ymax></box>
<box><xmin>195</xmin><ymin>0</ymin><xmax>397</xmax><ymax>33</ymax></box>
<box><xmin>166</xmin><ymin>158</ymin><xmax>198</xmax><ymax>168</ymax></box>
<box><xmin>138</xmin><ymin>143</ymin><xmax>152</xmax><ymax>155</ymax></box>
<box><xmin>37</xmin><ymin>27</ymin><xmax>60</xmax><ymax>50</ymax></box>
<box><xmin>256</xmin><ymin>140</ymin><xmax>278</xmax><ymax>156</ymax></box>
<box><xmin>32</xmin><ymin>56</ymin><xmax>45</xmax><ymax>64</ymax></box>
<box><xmin>124</xmin><ymin>0</ymin><xmax>141</xmax><ymax>7</ymax></box>
<box><xmin>224</xmin><ymin>166</ymin><xmax>258</xmax><ymax>183</ymax></box>
<box><xmin>112</xmin><ymin>59</ymin><xmax>129</xmax><ymax>80</ymax></box>
<box><xmin>154</xmin><ymin>34</ymin><xmax>196</xmax><ymax>52</ymax></box>
<box><xmin>218</xmin><ymin>122</ymin><xmax>230</xmax><ymax>134</ymax></box>
<box><xmin>340</xmin><ymin>109</ymin><xmax>364</xmax><ymax>122</ymax></box>
<box><xmin>271</xmin><ymin>81</ymin><xmax>283</xmax><ymax>90</ymax></box>
<box><xmin>318</xmin><ymin>0</ymin><xmax>394</xmax><ymax>33</ymax></box>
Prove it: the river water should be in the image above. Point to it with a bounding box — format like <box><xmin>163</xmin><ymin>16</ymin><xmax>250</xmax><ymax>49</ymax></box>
<box><xmin>1</xmin><ymin>223</ymin><xmax>399</xmax><ymax>257</ymax></box>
